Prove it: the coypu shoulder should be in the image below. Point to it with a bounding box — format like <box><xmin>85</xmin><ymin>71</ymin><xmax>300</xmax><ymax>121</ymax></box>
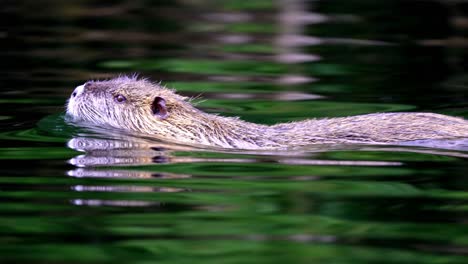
<box><xmin>66</xmin><ymin>76</ymin><xmax>468</xmax><ymax>149</ymax></box>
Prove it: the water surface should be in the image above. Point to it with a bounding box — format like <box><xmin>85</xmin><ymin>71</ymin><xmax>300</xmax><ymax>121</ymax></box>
<box><xmin>2</xmin><ymin>0</ymin><xmax>468</xmax><ymax>263</ymax></box>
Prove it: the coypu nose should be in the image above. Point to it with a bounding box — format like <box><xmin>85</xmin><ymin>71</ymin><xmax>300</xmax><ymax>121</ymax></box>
<box><xmin>71</xmin><ymin>84</ymin><xmax>85</xmax><ymax>98</ymax></box>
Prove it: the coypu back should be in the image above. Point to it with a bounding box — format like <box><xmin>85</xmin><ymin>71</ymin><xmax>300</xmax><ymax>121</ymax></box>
<box><xmin>270</xmin><ymin>113</ymin><xmax>468</xmax><ymax>145</ymax></box>
<box><xmin>66</xmin><ymin>76</ymin><xmax>468</xmax><ymax>149</ymax></box>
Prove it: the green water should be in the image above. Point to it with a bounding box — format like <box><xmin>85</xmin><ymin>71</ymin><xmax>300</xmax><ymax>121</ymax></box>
<box><xmin>2</xmin><ymin>0</ymin><xmax>468</xmax><ymax>263</ymax></box>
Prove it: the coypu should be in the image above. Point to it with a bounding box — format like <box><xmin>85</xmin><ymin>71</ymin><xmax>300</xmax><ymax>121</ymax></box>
<box><xmin>66</xmin><ymin>76</ymin><xmax>468</xmax><ymax>149</ymax></box>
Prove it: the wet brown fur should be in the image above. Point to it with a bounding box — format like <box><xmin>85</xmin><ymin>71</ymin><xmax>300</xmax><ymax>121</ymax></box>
<box><xmin>66</xmin><ymin>76</ymin><xmax>468</xmax><ymax>149</ymax></box>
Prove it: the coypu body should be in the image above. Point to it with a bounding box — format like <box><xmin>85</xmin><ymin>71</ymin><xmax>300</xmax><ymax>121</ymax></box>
<box><xmin>66</xmin><ymin>76</ymin><xmax>468</xmax><ymax>149</ymax></box>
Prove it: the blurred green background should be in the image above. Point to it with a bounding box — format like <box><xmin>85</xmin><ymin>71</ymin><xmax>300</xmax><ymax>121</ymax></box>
<box><xmin>1</xmin><ymin>0</ymin><xmax>468</xmax><ymax>263</ymax></box>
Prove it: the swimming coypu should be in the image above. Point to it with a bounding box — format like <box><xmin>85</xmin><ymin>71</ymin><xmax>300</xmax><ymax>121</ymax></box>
<box><xmin>66</xmin><ymin>76</ymin><xmax>468</xmax><ymax>149</ymax></box>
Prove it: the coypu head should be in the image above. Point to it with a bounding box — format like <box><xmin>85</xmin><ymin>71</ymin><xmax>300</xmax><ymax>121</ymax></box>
<box><xmin>66</xmin><ymin>76</ymin><xmax>205</xmax><ymax>139</ymax></box>
<box><xmin>66</xmin><ymin>75</ymin><xmax>274</xmax><ymax>148</ymax></box>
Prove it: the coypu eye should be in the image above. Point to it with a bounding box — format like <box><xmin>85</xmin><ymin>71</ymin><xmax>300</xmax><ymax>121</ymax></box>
<box><xmin>114</xmin><ymin>94</ymin><xmax>127</xmax><ymax>103</ymax></box>
<box><xmin>151</xmin><ymin>96</ymin><xmax>169</xmax><ymax>119</ymax></box>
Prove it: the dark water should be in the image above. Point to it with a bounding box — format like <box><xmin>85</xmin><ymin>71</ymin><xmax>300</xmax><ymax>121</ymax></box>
<box><xmin>2</xmin><ymin>0</ymin><xmax>468</xmax><ymax>263</ymax></box>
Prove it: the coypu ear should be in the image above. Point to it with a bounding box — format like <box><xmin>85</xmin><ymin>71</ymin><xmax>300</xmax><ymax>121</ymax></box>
<box><xmin>151</xmin><ymin>97</ymin><xmax>169</xmax><ymax>119</ymax></box>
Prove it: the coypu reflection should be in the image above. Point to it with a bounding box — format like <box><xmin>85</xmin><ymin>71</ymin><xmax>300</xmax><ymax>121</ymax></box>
<box><xmin>66</xmin><ymin>76</ymin><xmax>468</xmax><ymax>150</ymax></box>
<box><xmin>70</xmin><ymin>183</ymin><xmax>186</xmax><ymax>208</ymax></box>
<box><xmin>67</xmin><ymin>136</ymin><xmax>402</xmax><ymax>169</ymax></box>
<box><xmin>67</xmin><ymin>136</ymin><xmax>189</xmax><ymax>208</ymax></box>
<box><xmin>66</xmin><ymin>135</ymin><xmax>468</xmax><ymax>179</ymax></box>
<box><xmin>66</xmin><ymin>128</ymin><xmax>468</xmax><ymax>206</ymax></box>
<box><xmin>67</xmin><ymin>136</ymin><xmax>193</xmax><ymax>178</ymax></box>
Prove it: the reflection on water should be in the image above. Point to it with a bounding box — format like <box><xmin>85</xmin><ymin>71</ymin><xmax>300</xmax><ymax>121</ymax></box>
<box><xmin>2</xmin><ymin>0</ymin><xmax>468</xmax><ymax>263</ymax></box>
